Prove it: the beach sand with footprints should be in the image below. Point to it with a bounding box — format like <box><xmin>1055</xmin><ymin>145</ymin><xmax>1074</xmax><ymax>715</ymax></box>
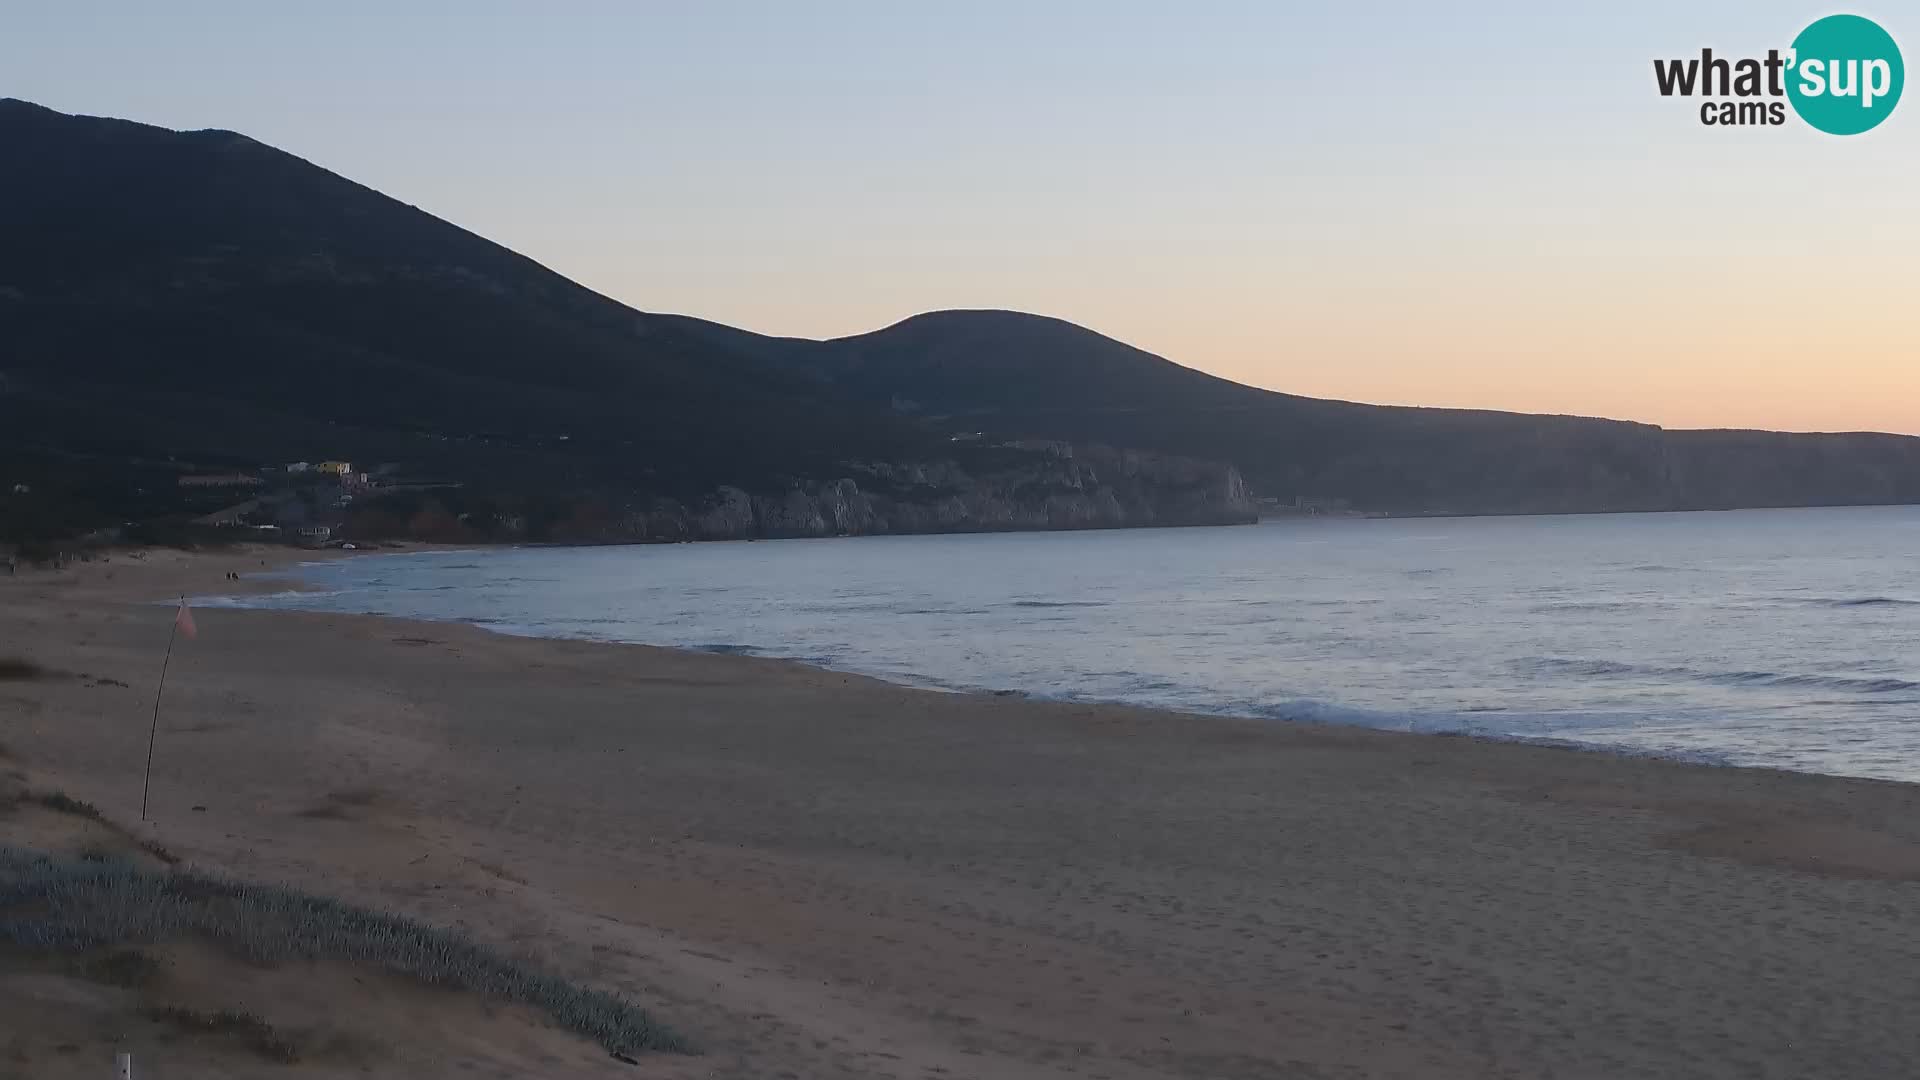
<box><xmin>4</xmin><ymin>546</ymin><xmax>1920</xmax><ymax>1077</ymax></box>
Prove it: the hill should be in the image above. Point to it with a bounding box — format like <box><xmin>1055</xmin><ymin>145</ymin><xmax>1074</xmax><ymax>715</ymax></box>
<box><xmin>0</xmin><ymin>97</ymin><xmax>925</xmax><ymax>496</ymax></box>
<box><xmin>665</xmin><ymin>309</ymin><xmax>1920</xmax><ymax>514</ymax></box>
<box><xmin>0</xmin><ymin>100</ymin><xmax>1249</xmax><ymax>542</ymax></box>
<box><xmin>4</xmin><ymin>97</ymin><xmax>1917</xmax><ymax>543</ymax></box>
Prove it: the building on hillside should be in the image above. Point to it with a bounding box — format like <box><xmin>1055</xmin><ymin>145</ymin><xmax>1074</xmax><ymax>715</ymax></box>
<box><xmin>297</xmin><ymin>524</ymin><xmax>334</xmax><ymax>546</ymax></box>
<box><xmin>316</xmin><ymin>461</ymin><xmax>353</xmax><ymax>476</ymax></box>
<box><xmin>287</xmin><ymin>462</ymin><xmax>311</xmax><ymax>473</ymax></box>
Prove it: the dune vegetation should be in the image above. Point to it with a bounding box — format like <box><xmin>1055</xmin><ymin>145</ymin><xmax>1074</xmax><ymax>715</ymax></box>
<box><xmin>0</xmin><ymin>793</ymin><xmax>685</xmax><ymax>1063</ymax></box>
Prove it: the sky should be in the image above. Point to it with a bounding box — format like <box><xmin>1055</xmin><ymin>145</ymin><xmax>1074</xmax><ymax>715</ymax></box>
<box><xmin>4</xmin><ymin>1</ymin><xmax>1916</xmax><ymax>433</ymax></box>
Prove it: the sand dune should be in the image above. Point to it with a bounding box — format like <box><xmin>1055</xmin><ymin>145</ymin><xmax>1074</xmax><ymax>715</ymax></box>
<box><xmin>4</xmin><ymin>547</ymin><xmax>1920</xmax><ymax>1078</ymax></box>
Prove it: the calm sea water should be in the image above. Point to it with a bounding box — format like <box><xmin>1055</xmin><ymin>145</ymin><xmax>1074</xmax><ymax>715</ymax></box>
<box><xmin>214</xmin><ymin>506</ymin><xmax>1920</xmax><ymax>782</ymax></box>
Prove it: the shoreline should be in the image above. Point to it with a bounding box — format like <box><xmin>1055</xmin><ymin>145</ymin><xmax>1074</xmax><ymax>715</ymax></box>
<box><xmin>22</xmin><ymin>542</ymin><xmax>1919</xmax><ymax>800</ymax></box>
<box><xmin>7</xmin><ymin>547</ymin><xmax>1920</xmax><ymax>1077</ymax></box>
<box><xmin>215</xmin><ymin>545</ymin><xmax>1893</xmax><ymax>788</ymax></box>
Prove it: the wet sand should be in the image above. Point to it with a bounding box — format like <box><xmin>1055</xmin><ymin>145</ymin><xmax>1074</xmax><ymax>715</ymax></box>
<box><xmin>4</xmin><ymin>546</ymin><xmax>1920</xmax><ymax>1078</ymax></box>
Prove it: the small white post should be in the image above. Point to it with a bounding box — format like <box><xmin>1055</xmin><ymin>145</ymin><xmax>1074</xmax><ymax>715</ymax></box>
<box><xmin>115</xmin><ymin>1051</ymin><xmax>133</xmax><ymax>1079</ymax></box>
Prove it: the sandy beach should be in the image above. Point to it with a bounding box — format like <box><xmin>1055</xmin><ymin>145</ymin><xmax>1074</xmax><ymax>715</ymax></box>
<box><xmin>4</xmin><ymin>546</ymin><xmax>1920</xmax><ymax>1079</ymax></box>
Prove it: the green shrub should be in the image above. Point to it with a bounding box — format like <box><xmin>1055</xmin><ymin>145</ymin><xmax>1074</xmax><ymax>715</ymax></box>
<box><xmin>0</xmin><ymin>847</ymin><xmax>686</xmax><ymax>1057</ymax></box>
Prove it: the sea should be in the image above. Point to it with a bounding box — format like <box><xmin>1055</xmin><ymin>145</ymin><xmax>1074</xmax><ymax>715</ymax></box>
<box><xmin>209</xmin><ymin>506</ymin><xmax>1920</xmax><ymax>783</ymax></box>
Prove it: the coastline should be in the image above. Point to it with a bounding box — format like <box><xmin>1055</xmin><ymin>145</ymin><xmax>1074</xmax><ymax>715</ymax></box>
<box><xmin>209</xmin><ymin>541</ymin><xmax>1881</xmax><ymax>782</ymax></box>
<box><xmin>227</xmin><ymin>573</ymin><xmax>1754</xmax><ymax>776</ymax></box>
<box><xmin>5</xmin><ymin>547</ymin><xmax>1920</xmax><ymax>1077</ymax></box>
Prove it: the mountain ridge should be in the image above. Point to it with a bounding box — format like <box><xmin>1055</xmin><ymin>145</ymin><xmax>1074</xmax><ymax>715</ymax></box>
<box><xmin>4</xmin><ymin>97</ymin><xmax>1919</xmax><ymax>541</ymax></box>
<box><xmin>0</xmin><ymin>98</ymin><xmax>1256</xmax><ymax>543</ymax></box>
<box><xmin>658</xmin><ymin>306</ymin><xmax>1920</xmax><ymax>514</ymax></box>
<box><xmin>767</xmin><ymin>307</ymin><xmax>1906</xmax><ymax>437</ymax></box>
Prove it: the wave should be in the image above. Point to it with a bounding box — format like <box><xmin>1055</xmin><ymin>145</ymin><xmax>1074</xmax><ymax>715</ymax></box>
<box><xmin>1009</xmin><ymin>600</ymin><xmax>1110</xmax><ymax>609</ymax></box>
<box><xmin>1521</xmin><ymin>656</ymin><xmax>1918</xmax><ymax>694</ymax></box>
<box><xmin>1230</xmin><ymin>699</ymin><xmax>1730</xmax><ymax>766</ymax></box>
<box><xmin>1524</xmin><ymin>657</ymin><xmax>1642</xmax><ymax>677</ymax></box>
<box><xmin>1531</xmin><ymin>600</ymin><xmax>1652</xmax><ymax>614</ymax></box>
<box><xmin>1771</xmin><ymin>595</ymin><xmax>1920</xmax><ymax>608</ymax></box>
<box><xmin>1715</xmin><ymin>671</ymin><xmax>1918</xmax><ymax>692</ymax></box>
<box><xmin>1820</xmin><ymin>595</ymin><xmax>1912</xmax><ymax>607</ymax></box>
<box><xmin>186</xmin><ymin>589</ymin><xmax>342</xmax><ymax>607</ymax></box>
<box><xmin>812</xmin><ymin>601</ymin><xmax>989</xmax><ymax>615</ymax></box>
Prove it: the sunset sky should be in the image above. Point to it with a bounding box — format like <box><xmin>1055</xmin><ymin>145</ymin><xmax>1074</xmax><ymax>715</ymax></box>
<box><xmin>6</xmin><ymin>1</ymin><xmax>1916</xmax><ymax>433</ymax></box>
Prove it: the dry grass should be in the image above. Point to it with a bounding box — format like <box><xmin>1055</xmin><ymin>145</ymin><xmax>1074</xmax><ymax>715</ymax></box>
<box><xmin>82</xmin><ymin>946</ymin><xmax>163</xmax><ymax>988</ymax></box>
<box><xmin>31</xmin><ymin>791</ymin><xmax>103</xmax><ymax>820</ymax></box>
<box><xmin>0</xmin><ymin>846</ymin><xmax>686</xmax><ymax>1057</ymax></box>
<box><xmin>19</xmin><ymin>790</ymin><xmax>180</xmax><ymax>865</ymax></box>
<box><xmin>0</xmin><ymin>657</ymin><xmax>47</xmax><ymax>681</ymax></box>
<box><xmin>147</xmin><ymin>1005</ymin><xmax>302</xmax><ymax>1063</ymax></box>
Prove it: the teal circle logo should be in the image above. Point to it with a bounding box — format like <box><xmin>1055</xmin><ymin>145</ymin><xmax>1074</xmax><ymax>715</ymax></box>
<box><xmin>1787</xmin><ymin>14</ymin><xmax>1904</xmax><ymax>134</ymax></box>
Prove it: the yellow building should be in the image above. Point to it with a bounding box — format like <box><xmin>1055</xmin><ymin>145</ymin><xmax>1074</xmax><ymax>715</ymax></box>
<box><xmin>315</xmin><ymin>461</ymin><xmax>353</xmax><ymax>476</ymax></box>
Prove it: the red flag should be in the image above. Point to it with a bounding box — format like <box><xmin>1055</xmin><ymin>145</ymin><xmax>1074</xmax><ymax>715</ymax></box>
<box><xmin>174</xmin><ymin>599</ymin><xmax>197</xmax><ymax>641</ymax></box>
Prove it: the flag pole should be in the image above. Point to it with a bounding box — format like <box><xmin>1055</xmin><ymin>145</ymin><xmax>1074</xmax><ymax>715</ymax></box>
<box><xmin>141</xmin><ymin>597</ymin><xmax>184</xmax><ymax>822</ymax></box>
